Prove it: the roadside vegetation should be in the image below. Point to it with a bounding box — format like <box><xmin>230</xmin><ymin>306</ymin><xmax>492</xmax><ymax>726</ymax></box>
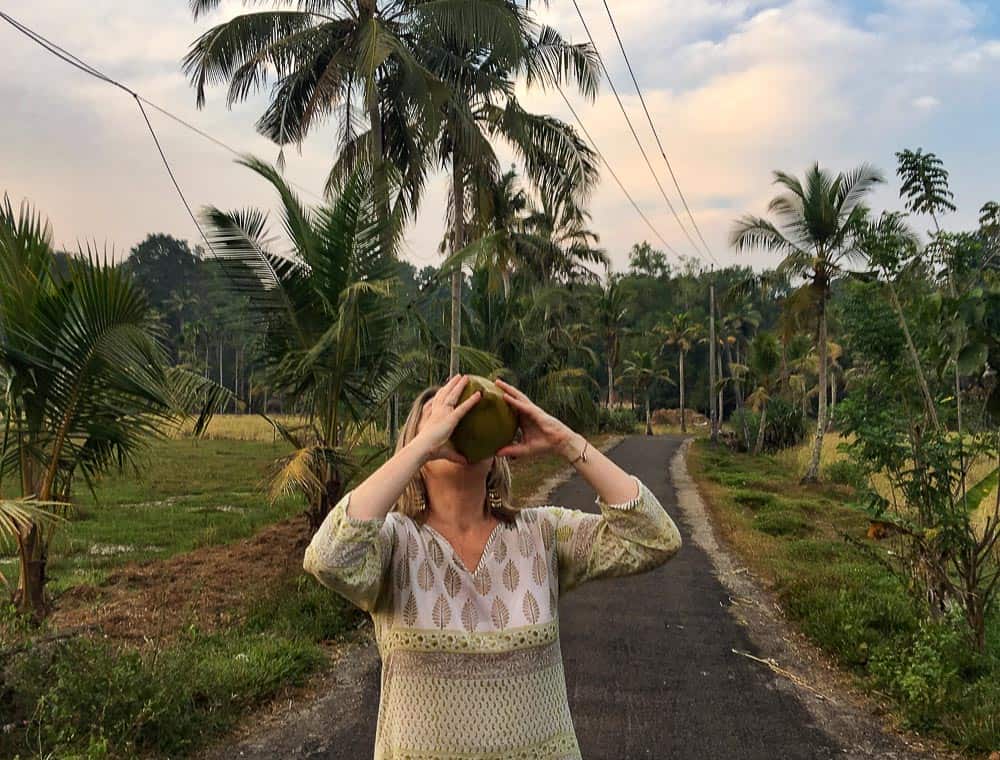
<box><xmin>691</xmin><ymin>440</ymin><xmax>999</xmax><ymax>753</ymax></box>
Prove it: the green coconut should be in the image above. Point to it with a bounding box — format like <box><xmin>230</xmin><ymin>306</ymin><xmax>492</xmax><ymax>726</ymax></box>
<box><xmin>449</xmin><ymin>375</ymin><xmax>519</xmax><ymax>463</ymax></box>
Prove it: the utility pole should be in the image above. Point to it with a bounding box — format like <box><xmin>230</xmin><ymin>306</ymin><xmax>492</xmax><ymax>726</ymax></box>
<box><xmin>709</xmin><ymin>270</ymin><xmax>718</xmax><ymax>443</ymax></box>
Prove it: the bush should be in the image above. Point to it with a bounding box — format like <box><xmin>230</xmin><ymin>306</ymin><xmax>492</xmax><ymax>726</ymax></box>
<box><xmin>752</xmin><ymin>508</ymin><xmax>812</xmax><ymax>537</ymax></box>
<box><xmin>730</xmin><ymin>398</ymin><xmax>806</xmax><ymax>453</ymax></box>
<box><xmin>823</xmin><ymin>458</ymin><xmax>868</xmax><ymax>490</ymax></box>
<box><xmin>598</xmin><ymin>406</ymin><xmax>638</xmax><ymax>434</ymax></box>
<box><xmin>2</xmin><ymin>630</ymin><xmax>325</xmax><ymax>758</ymax></box>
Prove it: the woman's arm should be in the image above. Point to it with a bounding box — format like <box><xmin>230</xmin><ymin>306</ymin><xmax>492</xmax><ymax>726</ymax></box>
<box><xmin>494</xmin><ymin>378</ymin><xmax>682</xmax><ymax>594</ymax></box>
<box><xmin>495</xmin><ymin>378</ymin><xmax>637</xmax><ymax>504</ymax></box>
<box><xmin>302</xmin><ymin>375</ymin><xmax>483</xmax><ymax>609</ymax></box>
<box><xmin>342</xmin><ymin>373</ymin><xmax>483</xmax><ymax>521</ymax></box>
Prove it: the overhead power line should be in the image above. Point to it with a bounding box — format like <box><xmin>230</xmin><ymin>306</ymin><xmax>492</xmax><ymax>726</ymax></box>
<box><xmin>568</xmin><ymin>0</ymin><xmax>711</xmax><ymax>263</ymax></box>
<box><xmin>0</xmin><ymin>10</ymin><xmax>325</xmax><ymax>205</ymax></box>
<box><xmin>600</xmin><ymin>0</ymin><xmax>716</xmax><ymax>262</ymax></box>
<box><xmin>555</xmin><ymin>85</ymin><xmax>681</xmax><ymax>258</ymax></box>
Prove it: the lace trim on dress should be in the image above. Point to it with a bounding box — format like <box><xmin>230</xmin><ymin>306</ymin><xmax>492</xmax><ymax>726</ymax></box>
<box><xmin>383</xmin><ymin>619</ymin><xmax>558</xmax><ymax>653</ymax></box>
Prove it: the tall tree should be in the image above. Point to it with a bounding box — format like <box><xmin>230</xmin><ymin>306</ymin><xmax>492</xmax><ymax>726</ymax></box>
<box><xmin>731</xmin><ymin>162</ymin><xmax>883</xmax><ymax>482</ymax></box>
<box><xmin>183</xmin><ymin>0</ymin><xmax>512</xmax><ymax>252</ymax></box>
<box><xmin>199</xmin><ymin>156</ymin><xmax>412</xmax><ymax>531</ymax></box>
<box><xmin>595</xmin><ymin>271</ymin><xmax>628</xmax><ymax>407</ymax></box>
<box><xmin>746</xmin><ymin>332</ymin><xmax>781</xmax><ymax>455</ymax></box>
<box><xmin>656</xmin><ymin>312</ymin><xmax>702</xmax><ymax>433</ymax></box>
<box><xmin>621</xmin><ymin>350</ymin><xmax>672</xmax><ymax>435</ymax></box>
<box><xmin>425</xmin><ymin>11</ymin><xmax>601</xmax><ymax>374</ymax></box>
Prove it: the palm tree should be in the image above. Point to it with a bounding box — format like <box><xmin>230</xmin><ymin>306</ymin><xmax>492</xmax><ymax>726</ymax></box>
<box><xmin>621</xmin><ymin>350</ymin><xmax>673</xmax><ymax>435</ymax></box>
<box><xmin>183</xmin><ymin>0</ymin><xmax>516</xmax><ymax>252</ymax></box>
<box><xmin>595</xmin><ymin>271</ymin><xmax>628</xmax><ymax>407</ymax></box>
<box><xmin>656</xmin><ymin>312</ymin><xmax>702</xmax><ymax>433</ymax></box>
<box><xmin>425</xmin><ymin>13</ymin><xmax>601</xmax><ymax>374</ymax></box>
<box><xmin>200</xmin><ymin>157</ymin><xmax>411</xmax><ymax>531</ymax></box>
<box><xmin>746</xmin><ymin>332</ymin><xmax>781</xmax><ymax>455</ymax></box>
<box><xmin>0</xmin><ymin>195</ymin><xmax>228</xmax><ymax>620</ymax></box>
<box><xmin>441</xmin><ymin>167</ymin><xmax>607</xmax><ymax>300</ymax></box>
<box><xmin>731</xmin><ymin>162</ymin><xmax>883</xmax><ymax>482</ymax></box>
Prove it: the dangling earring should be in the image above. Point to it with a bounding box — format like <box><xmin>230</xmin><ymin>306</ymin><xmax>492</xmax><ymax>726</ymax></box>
<box><xmin>416</xmin><ymin>486</ymin><xmax>428</xmax><ymax>511</ymax></box>
<box><xmin>488</xmin><ymin>487</ymin><xmax>502</xmax><ymax>511</ymax></box>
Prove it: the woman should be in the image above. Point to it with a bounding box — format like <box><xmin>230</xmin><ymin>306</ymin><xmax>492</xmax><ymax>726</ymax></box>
<box><xmin>303</xmin><ymin>374</ymin><xmax>683</xmax><ymax>759</ymax></box>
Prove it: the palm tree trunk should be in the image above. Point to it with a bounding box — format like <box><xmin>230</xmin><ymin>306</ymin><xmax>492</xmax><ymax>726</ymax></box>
<box><xmin>802</xmin><ymin>296</ymin><xmax>828</xmax><ymax>482</ymax></box>
<box><xmin>723</xmin><ymin>341</ymin><xmax>750</xmax><ymax>449</ymax></box>
<box><xmin>449</xmin><ymin>160</ymin><xmax>464</xmax><ymax>376</ymax></box>
<box><xmin>607</xmin><ymin>361</ymin><xmax>615</xmax><ymax>407</ymax></box>
<box><xmin>14</xmin><ymin>524</ymin><xmax>47</xmax><ymax>620</ymax></box>
<box><xmin>366</xmin><ymin>59</ymin><xmax>392</xmax><ymax>258</ymax></box>
<box><xmin>885</xmin><ymin>281</ymin><xmax>940</xmax><ymax>430</ymax></box>
<box><xmin>718</xmin><ymin>352</ymin><xmax>724</xmax><ymax>425</ymax></box>
<box><xmin>828</xmin><ymin>371</ymin><xmax>837</xmax><ymax>430</ymax></box>
<box><xmin>754</xmin><ymin>402</ymin><xmax>767</xmax><ymax>455</ymax></box>
<box><xmin>645</xmin><ymin>392</ymin><xmax>653</xmax><ymax>435</ymax></box>
<box><xmin>679</xmin><ymin>350</ymin><xmax>686</xmax><ymax>434</ymax></box>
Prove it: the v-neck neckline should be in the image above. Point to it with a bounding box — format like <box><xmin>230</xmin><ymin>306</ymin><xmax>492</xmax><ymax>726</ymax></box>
<box><xmin>421</xmin><ymin>519</ymin><xmax>505</xmax><ymax>576</ymax></box>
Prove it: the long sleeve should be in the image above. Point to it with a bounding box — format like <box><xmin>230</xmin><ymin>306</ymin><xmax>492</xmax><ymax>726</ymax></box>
<box><xmin>302</xmin><ymin>489</ymin><xmax>396</xmax><ymax>613</ymax></box>
<box><xmin>541</xmin><ymin>474</ymin><xmax>682</xmax><ymax>596</ymax></box>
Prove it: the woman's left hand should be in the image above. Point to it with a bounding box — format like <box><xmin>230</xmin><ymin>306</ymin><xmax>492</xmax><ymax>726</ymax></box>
<box><xmin>494</xmin><ymin>378</ymin><xmax>580</xmax><ymax>460</ymax></box>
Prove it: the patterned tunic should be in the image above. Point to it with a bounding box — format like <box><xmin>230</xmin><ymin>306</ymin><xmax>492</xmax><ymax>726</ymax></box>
<box><xmin>302</xmin><ymin>473</ymin><xmax>682</xmax><ymax>759</ymax></box>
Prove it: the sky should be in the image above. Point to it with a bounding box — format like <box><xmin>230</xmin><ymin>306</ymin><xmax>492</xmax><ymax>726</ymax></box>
<box><xmin>3</xmin><ymin>0</ymin><xmax>999</xmax><ymax>275</ymax></box>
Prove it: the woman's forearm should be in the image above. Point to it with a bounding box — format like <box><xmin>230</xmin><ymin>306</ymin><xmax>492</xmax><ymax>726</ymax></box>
<box><xmin>556</xmin><ymin>431</ymin><xmax>639</xmax><ymax>504</ymax></box>
<box><xmin>345</xmin><ymin>434</ymin><xmax>433</xmax><ymax>521</ymax></box>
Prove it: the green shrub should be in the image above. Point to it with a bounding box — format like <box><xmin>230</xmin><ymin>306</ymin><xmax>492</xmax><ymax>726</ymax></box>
<box><xmin>3</xmin><ymin>630</ymin><xmax>325</xmax><ymax>758</ymax></box>
<box><xmin>868</xmin><ymin>609</ymin><xmax>974</xmax><ymax>730</ymax></box>
<box><xmin>751</xmin><ymin>509</ymin><xmax>811</xmax><ymax>537</ymax></box>
<box><xmin>730</xmin><ymin>398</ymin><xmax>806</xmax><ymax>453</ymax></box>
<box><xmin>731</xmin><ymin>489</ymin><xmax>777</xmax><ymax>510</ymax></box>
<box><xmin>598</xmin><ymin>406</ymin><xmax>638</xmax><ymax>434</ymax></box>
<box><xmin>823</xmin><ymin>458</ymin><xmax>868</xmax><ymax>490</ymax></box>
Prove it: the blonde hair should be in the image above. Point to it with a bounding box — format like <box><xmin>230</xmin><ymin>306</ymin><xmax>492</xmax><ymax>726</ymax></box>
<box><xmin>392</xmin><ymin>384</ymin><xmax>519</xmax><ymax>525</ymax></box>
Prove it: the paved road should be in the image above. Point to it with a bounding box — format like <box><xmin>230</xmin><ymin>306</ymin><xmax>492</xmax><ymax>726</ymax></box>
<box><xmin>556</xmin><ymin>435</ymin><xmax>840</xmax><ymax>759</ymax></box>
<box><xmin>206</xmin><ymin>435</ymin><xmax>844</xmax><ymax>759</ymax></box>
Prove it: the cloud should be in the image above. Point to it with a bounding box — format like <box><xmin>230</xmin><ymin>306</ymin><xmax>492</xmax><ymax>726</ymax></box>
<box><xmin>2</xmin><ymin>0</ymin><xmax>998</xmax><ymax>274</ymax></box>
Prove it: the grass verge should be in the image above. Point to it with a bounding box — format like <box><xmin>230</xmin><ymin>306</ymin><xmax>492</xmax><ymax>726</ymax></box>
<box><xmin>689</xmin><ymin>441</ymin><xmax>1000</xmax><ymax>756</ymax></box>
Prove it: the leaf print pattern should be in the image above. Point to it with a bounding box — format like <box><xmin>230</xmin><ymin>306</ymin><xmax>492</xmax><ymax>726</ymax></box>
<box><xmin>432</xmin><ymin>594</ymin><xmax>452</xmax><ymax>629</ymax></box>
<box><xmin>443</xmin><ymin>565</ymin><xmax>462</xmax><ymax>597</ymax></box>
<box><xmin>460</xmin><ymin>598</ymin><xmax>479</xmax><ymax>632</ymax></box>
<box><xmin>492</xmin><ymin>535</ymin><xmax>507</xmax><ymax>563</ymax></box>
<box><xmin>490</xmin><ymin>597</ymin><xmax>510</xmax><ymax>629</ymax></box>
<box><xmin>405</xmin><ymin>533</ymin><xmax>418</xmax><ymax>562</ymax></box>
<box><xmin>428</xmin><ymin>537</ymin><xmax>446</xmax><ymax>567</ymax></box>
<box><xmin>522</xmin><ymin>590</ymin><xmax>540</xmax><ymax>624</ymax></box>
<box><xmin>402</xmin><ymin>592</ymin><xmax>418</xmax><ymax>626</ymax></box>
<box><xmin>531</xmin><ymin>553</ymin><xmax>547</xmax><ymax>586</ymax></box>
<box><xmin>502</xmin><ymin>558</ymin><xmax>520</xmax><ymax>593</ymax></box>
<box><xmin>517</xmin><ymin>529</ymin><xmax>534</xmax><ymax>559</ymax></box>
<box><xmin>417</xmin><ymin>558</ymin><xmax>435</xmax><ymax>591</ymax></box>
<box><xmin>540</xmin><ymin>517</ymin><xmax>555</xmax><ymax>551</ymax></box>
<box><xmin>473</xmin><ymin>566</ymin><xmax>492</xmax><ymax>596</ymax></box>
<box><xmin>395</xmin><ymin>559</ymin><xmax>410</xmax><ymax>592</ymax></box>
<box><xmin>549</xmin><ymin>588</ymin><xmax>558</xmax><ymax>616</ymax></box>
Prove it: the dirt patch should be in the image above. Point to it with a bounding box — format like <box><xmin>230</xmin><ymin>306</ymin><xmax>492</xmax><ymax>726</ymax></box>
<box><xmin>672</xmin><ymin>438</ymin><xmax>963</xmax><ymax>760</ymax></box>
<box><xmin>50</xmin><ymin>514</ymin><xmax>310</xmax><ymax>649</ymax></box>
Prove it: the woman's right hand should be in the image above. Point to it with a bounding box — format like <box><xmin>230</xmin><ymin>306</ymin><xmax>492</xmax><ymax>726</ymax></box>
<box><xmin>412</xmin><ymin>374</ymin><xmax>482</xmax><ymax>465</ymax></box>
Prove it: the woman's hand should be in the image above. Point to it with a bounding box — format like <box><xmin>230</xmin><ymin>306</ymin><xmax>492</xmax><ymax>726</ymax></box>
<box><xmin>412</xmin><ymin>374</ymin><xmax>482</xmax><ymax>465</ymax></box>
<box><xmin>494</xmin><ymin>378</ymin><xmax>582</xmax><ymax>461</ymax></box>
